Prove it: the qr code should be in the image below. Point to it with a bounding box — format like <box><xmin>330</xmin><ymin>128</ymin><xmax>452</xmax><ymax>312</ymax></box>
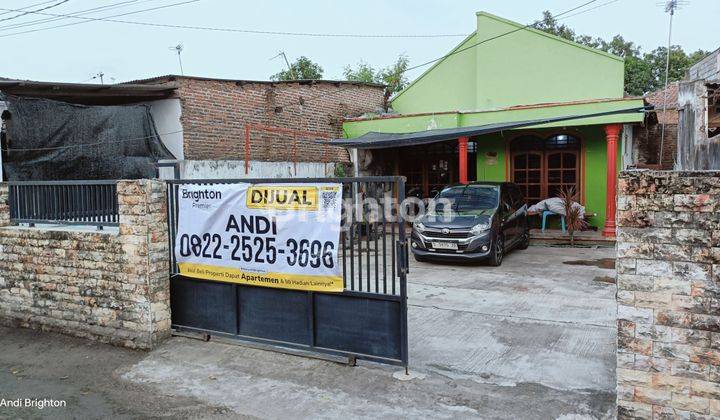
<box><xmin>321</xmin><ymin>190</ymin><xmax>339</xmax><ymax>209</ymax></box>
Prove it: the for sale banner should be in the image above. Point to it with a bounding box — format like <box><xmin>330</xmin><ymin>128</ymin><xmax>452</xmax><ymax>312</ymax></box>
<box><xmin>174</xmin><ymin>182</ymin><xmax>343</xmax><ymax>292</ymax></box>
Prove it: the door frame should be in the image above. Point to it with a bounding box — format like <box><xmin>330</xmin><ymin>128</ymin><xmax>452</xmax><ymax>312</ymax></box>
<box><xmin>506</xmin><ymin>131</ymin><xmax>585</xmax><ymax>204</ymax></box>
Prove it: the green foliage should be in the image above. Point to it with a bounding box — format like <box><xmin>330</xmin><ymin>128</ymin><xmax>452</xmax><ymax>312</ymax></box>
<box><xmin>344</xmin><ymin>54</ymin><xmax>410</xmax><ymax>110</ymax></box>
<box><xmin>536</xmin><ymin>11</ymin><xmax>709</xmax><ymax>96</ymax></box>
<box><xmin>343</xmin><ymin>61</ymin><xmax>376</xmax><ymax>83</ymax></box>
<box><xmin>333</xmin><ymin>163</ymin><xmax>347</xmax><ymax>178</ymax></box>
<box><xmin>535</xmin><ymin>11</ymin><xmax>575</xmax><ymax>42</ymax></box>
<box><xmin>557</xmin><ymin>186</ymin><xmax>587</xmax><ymax>246</ymax></box>
<box><xmin>271</xmin><ymin>56</ymin><xmax>324</xmax><ymax>81</ymax></box>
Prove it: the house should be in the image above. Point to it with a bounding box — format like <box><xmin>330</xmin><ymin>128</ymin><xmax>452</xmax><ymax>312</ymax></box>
<box><xmin>0</xmin><ymin>76</ymin><xmax>385</xmax><ymax>180</ymax></box>
<box><xmin>336</xmin><ymin>11</ymin><xmax>648</xmax><ymax>237</ymax></box>
<box><xmin>676</xmin><ymin>47</ymin><xmax>720</xmax><ymax>170</ymax></box>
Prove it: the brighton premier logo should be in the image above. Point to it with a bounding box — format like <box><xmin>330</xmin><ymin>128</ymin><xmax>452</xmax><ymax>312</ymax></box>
<box><xmin>181</xmin><ymin>188</ymin><xmax>223</xmax><ymax>202</ymax></box>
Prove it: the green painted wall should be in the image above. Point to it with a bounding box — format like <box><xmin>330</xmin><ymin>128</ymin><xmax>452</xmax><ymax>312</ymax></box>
<box><xmin>391</xmin><ymin>12</ymin><xmax>625</xmax><ymax>115</ymax></box>
<box><xmin>343</xmin><ymin>113</ymin><xmax>459</xmax><ymax>137</ymax></box>
<box><xmin>472</xmin><ymin>13</ymin><xmax>624</xmax><ymax>111</ymax></box>
<box><xmin>391</xmin><ymin>34</ymin><xmax>479</xmax><ymax>114</ymax></box>
<box><xmin>582</xmin><ymin>126</ymin><xmax>609</xmax><ymax>228</ymax></box>
<box><xmin>475</xmin><ymin>133</ymin><xmax>506</xmax><ymax>181</ymax></box>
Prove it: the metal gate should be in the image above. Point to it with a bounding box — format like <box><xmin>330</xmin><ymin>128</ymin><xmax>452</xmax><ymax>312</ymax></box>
<box><xmin>166</xmin><ymin>177</ymin><xmax>409</xmax><ymax>367</ymax></box>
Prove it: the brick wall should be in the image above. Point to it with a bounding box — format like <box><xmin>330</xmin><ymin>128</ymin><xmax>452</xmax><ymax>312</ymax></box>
<box><xmin>616</xmin><ymin>170</ymin><xmax>720</xmax><ymax>418</ymax></box>
<box><xmin>0</xmin><ymin>180</ymin><xmax>171</xmax><ymax>349</ymax></box>
<box><xmin>635</xmin><ymin>123</ymin><xmax>678</xmax><ymax>169</ymax></box>
<box><xmin>173</xmin><ymin>78</ymin><xmax>384</xmax><ymax>163</ymax></box>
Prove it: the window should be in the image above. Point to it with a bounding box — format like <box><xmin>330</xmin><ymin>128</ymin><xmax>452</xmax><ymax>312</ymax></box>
<box><xmin>510</xmin><ymin>134</ymin><xmax>581</xmax><ymax>205</ymax></box>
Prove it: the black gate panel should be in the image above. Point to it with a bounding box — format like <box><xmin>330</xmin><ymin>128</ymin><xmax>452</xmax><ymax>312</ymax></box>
<box><xmin>314</xmin><ymin>293</ymin><xmax>403</xmax><ymax>361</ymax></box>
<box><xmin>167</xmin><ymin>177</ymin><xmax>409</xmax><ymax>367</ymax></box>
<box><xmin>170</xmin><ymin>277</ymin><xmax>237</xmax><ymax>334</ymax></box>
<box><xmin>238</xmin><ymin>286</ymin><xmax>310</xmax><ymax>344</ymax></box>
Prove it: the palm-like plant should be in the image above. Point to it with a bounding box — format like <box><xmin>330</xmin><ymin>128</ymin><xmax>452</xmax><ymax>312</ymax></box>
<box><xmin>557</xmin><ymin>187</ymin><xmax>587</xmax><ymax>246</ymax></box>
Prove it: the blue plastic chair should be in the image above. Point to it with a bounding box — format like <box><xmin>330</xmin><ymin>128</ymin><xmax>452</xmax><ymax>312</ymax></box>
<box><xmin>541</xmin><ymin>211</ymin><xmax>566</xmax><ymax>233</ymax></box>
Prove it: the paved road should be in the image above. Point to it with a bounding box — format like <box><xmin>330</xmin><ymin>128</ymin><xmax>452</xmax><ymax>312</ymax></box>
<box><xmin>0</xmin><ymin>244</ymin><xmax>617</xmax><ymax>419</ymax></box>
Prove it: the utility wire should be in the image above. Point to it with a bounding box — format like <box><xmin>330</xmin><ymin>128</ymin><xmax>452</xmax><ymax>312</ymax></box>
<box><xmin>556</xmin><ymin>0</ymin><xmax>621</xmax><ymax>21</ymax></box>
<box><xmin>277</xmin><ymin>0</ymin><xmax>608</xmax><ymax>110</ymax></box>
<box><xmin>0</xmin><ymin>0</ymin><xmax>160</xmax><ymax>32</ymax></box>
<box><xmin>0</xmin><ymin>0</ymin><xmax>69</xmax><ymax>24</ymax></box>
<box><xmin>403</xmin><ymin>0</ymin><xmax>601</xmax><ymax>73</ymax></box>
<box><xmin>0</xmin><ymin>3</ymin><xmax>467</xmax><ymax>39</ymax></box>
<box><xmin>0</xmin><ymin>0</ymin><xmax>201</xmax><ymax>38</ymax></box>
<box><xmin>0</xmin><ymin>0</ymin><xmax>58</xmax><ymax>17</ymax></box>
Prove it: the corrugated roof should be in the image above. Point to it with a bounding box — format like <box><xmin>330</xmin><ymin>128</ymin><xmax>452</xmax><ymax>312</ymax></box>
<box><xmin>0</xmin><ymin>79</ymin><xmax>178</xmax><ymax>105</ymax></box>
<box><xmin>333</xmin><ymin>106</ymin><xmax>648</xmax><ymax>149</ymax></box>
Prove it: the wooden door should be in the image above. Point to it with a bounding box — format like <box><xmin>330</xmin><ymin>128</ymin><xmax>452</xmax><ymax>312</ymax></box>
<box><xmin>512</xmin><ymin>152</ymin><xmax>543</xmax><ymax>204</ymax></box>
<box><xmin>545</xmin><ymin>151</ymin><xmax>579</xmax><ymax>198</ymax></box>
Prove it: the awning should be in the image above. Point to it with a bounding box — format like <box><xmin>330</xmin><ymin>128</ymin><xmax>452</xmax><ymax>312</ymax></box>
<box><xmin>331</xmin><ymin>106</ymin><xmax>648</xmax><ymax>149</ymax></box>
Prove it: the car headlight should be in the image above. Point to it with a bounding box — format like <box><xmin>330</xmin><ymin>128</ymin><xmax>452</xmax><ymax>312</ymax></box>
<box><xmin>470</xmin><ymin>222</ymin><xmax>491</xmax><ymax>235</ymax></box>
<box><xmin>414</xmin><ymin>221</ymin><xmax>426</xmax><ymax>231</ymax></box>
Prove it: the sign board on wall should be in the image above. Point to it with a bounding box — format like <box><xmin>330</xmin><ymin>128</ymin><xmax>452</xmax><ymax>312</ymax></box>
<box><xmin>174</xmin><ymin>183</ymin><xmax>344</xmax><ymax>292</ymax></box>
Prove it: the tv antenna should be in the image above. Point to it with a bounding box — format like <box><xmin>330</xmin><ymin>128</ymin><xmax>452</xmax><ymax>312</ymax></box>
<box><xmin>657</xmin><ymin>0</ymin><xmax>688</xmax><ymax>166</ymax></box>
<box><xmin>270</xmin><ymin>51</ymin><xmax>295</xmax><ymax>80</ymax></box>
<box><xmin>169</xmin><ymin>43</ymin><xmax>184</xmax><ymax>75</ymax></box>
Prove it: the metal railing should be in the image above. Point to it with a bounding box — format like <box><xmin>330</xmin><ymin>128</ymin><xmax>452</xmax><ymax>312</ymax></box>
<box><xmin>8</xmin><ymin>180</ymin><xmax>119</xmax><ymax>228</ymax></box>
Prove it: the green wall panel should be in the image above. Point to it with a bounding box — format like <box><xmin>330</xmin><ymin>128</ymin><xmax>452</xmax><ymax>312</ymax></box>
<box><xmin>474</xmin><ymin>134</ymin><xmax>506</xmax><ymax>182</ymax></box>
<box><xmin>390</xmin><ymin>12</ymin><xmax>625</xmax><ymax>115</ymax></box>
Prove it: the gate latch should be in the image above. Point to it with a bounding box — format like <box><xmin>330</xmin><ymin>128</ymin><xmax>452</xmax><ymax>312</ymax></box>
<box><xmin>396</xmin><ymin>239</ymin><xmax>410</xmax><ymax>275</ymax></box>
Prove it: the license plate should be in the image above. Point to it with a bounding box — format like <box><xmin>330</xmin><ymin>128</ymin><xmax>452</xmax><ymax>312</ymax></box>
<box><xmin>432</xmin><ymin>242</ymin><xmax>458</xmax><ymax>250</ymax></box>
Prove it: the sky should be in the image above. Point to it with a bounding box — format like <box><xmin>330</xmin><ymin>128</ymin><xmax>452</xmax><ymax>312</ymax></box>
<box><xmin>1</xmin><ymin>0</ymin><xmax>718</xmax><ymax>84</ymax></box>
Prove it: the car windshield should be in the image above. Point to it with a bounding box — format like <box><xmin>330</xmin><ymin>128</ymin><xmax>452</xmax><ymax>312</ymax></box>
<box><xmin>433</xmin><ymin>185</ymin><xmax>500</xmax><ymax>215</ymax></box>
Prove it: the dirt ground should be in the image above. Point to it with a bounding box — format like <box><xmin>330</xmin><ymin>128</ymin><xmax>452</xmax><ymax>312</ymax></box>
<box><xmin>1</xmin><ymin>244</ymin><xmax>617</xmax><ymax>419</ymax></box>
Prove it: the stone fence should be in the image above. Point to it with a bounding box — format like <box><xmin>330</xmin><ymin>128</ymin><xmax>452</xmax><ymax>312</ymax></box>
<box><xmin>0</xmin><ymin>180</ymin><xmax>171</xmax><ymax>349</ymax></box>
<box><xmin>616</xmin><ymin>170</ymin><xmax>720</xmax><ymax>418</ymax></box>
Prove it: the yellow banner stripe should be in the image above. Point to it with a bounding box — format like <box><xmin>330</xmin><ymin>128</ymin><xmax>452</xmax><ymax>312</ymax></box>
<box><xmin>177</xmin><ymin>262</ymin><xmax>344</xmax><ymax>293</ymax></box>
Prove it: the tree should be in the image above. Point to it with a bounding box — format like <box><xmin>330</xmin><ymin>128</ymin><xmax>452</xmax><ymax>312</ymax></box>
<box><xmin>624</xmin><ymin>56</ymin><xmax>654</xmax><ymax>97</ymax></box>
<box><xmin>271</xmin><ymin>56</ymin><xmax>323</xmax><ymax>81</ymax></box>
<box><xmin>599</xmin><ymin>35</ymin><xmax>640</xmax><ymax>58</ymax></box>
<box><xmin>377</xmin><ymin>54</ymin><xmax>410</xmax><ymax>110</ymax></box>
<box><xmin>344</xmin><ymin>54</ymin><xmax>410</xmax><ymax>111</ymax></box>
<box><xmin>534</xmin><ymin>11</ymin><xmax>575</xmax><ymax>41</ymax></box>
<box><xmin>343</xmin><ymin>61</ymin><xmax>376</xmax><ymax>84</ymax></box>
<box><xmin>536</xmin><ymin>10</ymin><xmax>709</xmax><ymax>96</ymax></box>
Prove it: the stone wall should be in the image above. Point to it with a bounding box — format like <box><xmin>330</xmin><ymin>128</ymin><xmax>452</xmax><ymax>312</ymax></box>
<box><xmin>0</xmin><ymin>180</ymin><xmax>171</xmax><ymax>349</ymax></box>
<box><xmin>616</xmin><ymin>170</ymin><xmax>720</xmax><ymax>418</ymax></box>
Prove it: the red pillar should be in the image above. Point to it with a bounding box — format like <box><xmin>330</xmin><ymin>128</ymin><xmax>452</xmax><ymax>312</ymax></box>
<box><xmin>458</xmin><ymin>136</ymin><xmax>469</xmax><ymax>184</ymax></box>
<box><xmin>603</xmin><ymin>124</ymin><xmax>622</xmax><ymax>237</ymax></box>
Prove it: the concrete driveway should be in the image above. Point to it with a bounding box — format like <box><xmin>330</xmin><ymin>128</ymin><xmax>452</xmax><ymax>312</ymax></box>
<box><xmin>408</xmin><ymin>245</ymin><xmax>617</xmax><ymax>393</ymax></box>
<box><xmin>1</xmin><ymin>245</ymin><xmax>618</xmax><ymax>419</ymax></box>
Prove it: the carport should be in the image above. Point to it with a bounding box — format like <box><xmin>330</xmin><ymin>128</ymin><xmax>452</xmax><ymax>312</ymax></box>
<box><xmin>335</xmin><ymin>105</ymin><xmax>646</xmax><ymax>235</ymax></box>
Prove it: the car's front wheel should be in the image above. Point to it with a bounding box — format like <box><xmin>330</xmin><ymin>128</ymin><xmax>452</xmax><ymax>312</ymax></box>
<box><xmin>487</xmin><ymin>233</ymin><xmax>504</xmax><ymax>266</ymax></box>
